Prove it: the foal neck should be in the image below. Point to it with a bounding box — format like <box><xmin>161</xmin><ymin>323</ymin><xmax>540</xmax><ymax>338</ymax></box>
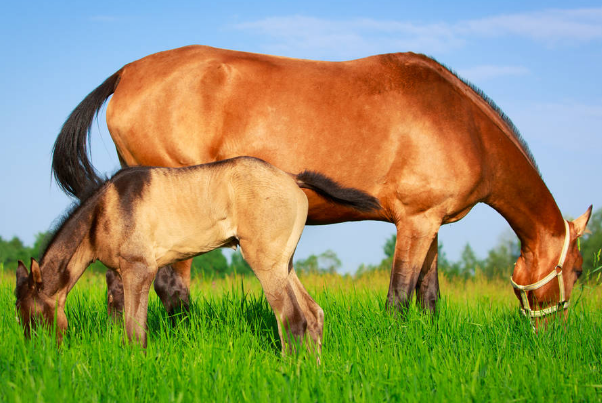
<box><xmin>38</xmin><ymin>200</ymin><xmax>98</xmax><ymax>306</ymax></box>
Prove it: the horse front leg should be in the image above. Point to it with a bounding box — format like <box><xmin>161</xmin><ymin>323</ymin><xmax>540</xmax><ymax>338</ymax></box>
<box><xmin>415</xmin><ymin>233</ymin><xmax>440</xmax><ymax>314</ymax></box>
<box><xmin>120</xmin><ymin>259</ymin><xmax>157</xmax><ymax>348</ymax></box>
<box><xmin>386</xmin><ymin>219</ymin><xmax>440</xmax><ymax>315</ymax></box>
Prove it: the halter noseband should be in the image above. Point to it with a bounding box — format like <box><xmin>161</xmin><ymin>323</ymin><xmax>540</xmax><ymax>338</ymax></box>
<box><xmin>510</xmin><ymin>220</ymin><xmax>571</xmax><ymax>319</ymax></box>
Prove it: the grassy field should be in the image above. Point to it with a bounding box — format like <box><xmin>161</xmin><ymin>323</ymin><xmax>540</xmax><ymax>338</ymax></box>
<box><xmin>1</xmin><ymin>269</ymin><xmax>601</xmax><ymax>402</ymax></box>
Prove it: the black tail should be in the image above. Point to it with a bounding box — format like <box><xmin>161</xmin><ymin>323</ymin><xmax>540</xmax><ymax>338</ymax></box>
<box><xmin>52</xmin><ymin>70</ymin><xmax>121</xmax><ymax>200</ymax></box>
<box><xmin>295</xmin><ymin>171</ymin><xmax>381</xmax><ymax>212</ymax></box>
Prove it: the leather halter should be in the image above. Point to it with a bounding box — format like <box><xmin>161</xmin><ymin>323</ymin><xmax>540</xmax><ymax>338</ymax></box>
<box><xmin>510</xmin><ymin>220</ymin><xmax>571</xmax><ymax>319</ymax></box>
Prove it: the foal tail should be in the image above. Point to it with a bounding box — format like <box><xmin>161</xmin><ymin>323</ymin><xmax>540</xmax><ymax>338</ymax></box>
<box><xmin>52</xmin><ymin>70</ymin><xmax>122</xmax><ymax>199</ymax></box>
<box><xmin>294</xmin><ymin>171</ymin><xmax>381</xmax><ymax>212</ymax></box>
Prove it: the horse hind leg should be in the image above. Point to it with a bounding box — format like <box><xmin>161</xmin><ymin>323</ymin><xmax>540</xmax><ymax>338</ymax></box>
<box><xmin>386</xmin><ymin>217</ymin><xmax>440</xmax><ymax>316</ymax></box>
<box><xmin>106</xmin><ymin>269</ymin><xmax>125</xmax><ymax>319</ymax></box>
<box><xmin>415</xmin><ymin>233</ymin><xmax>440</xmax><ymax>314</ymax></box>
<box><xmin>153</xmin><ymin>260</ymin><xmax>191</xmax><ymax>318</ymax></box>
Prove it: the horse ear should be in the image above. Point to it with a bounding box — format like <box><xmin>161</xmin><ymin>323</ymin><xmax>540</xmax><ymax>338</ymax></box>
<box><xmin>572</xmin><ymin>205</ymin><xmax>593</xmax><ymax>238</ymax></box>
<box><xmin>16</xmin><ymin>260</ymin><xmax>28</xmax><ymax>284</ymax></box>
<box><xmin>30</xmin><ymin>258</ymin><xmax>42</xmax><ymax>285</ymax></box>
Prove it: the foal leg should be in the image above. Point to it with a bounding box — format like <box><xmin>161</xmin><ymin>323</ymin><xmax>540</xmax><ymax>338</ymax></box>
<box><xmin>240</xmin><ymin>243</ymin><xmax>308</xmax><ymax>354</ymax></box>
<box><xmin>154</xmin><ymin>260</ymin><xmax>192</xmax><ymax>315</ymax></box>
<box><xmin>120</xmin><ymin>259</ymin><xmax>158</xmax><ymax>348</ymax></box>
<box><xmin>386</xmin><ymin>218</ymin><xmax>440</xmax><ymax>315</ymax></box>
<box><xmin>415</xmin><ymin>233</ymin><xmax>440</xmax><ymax>314</ymax></box>
<box><xmin>287</xmin><ymin>268</ymin><xmax>324</xmax><ymax>353</ymax></box>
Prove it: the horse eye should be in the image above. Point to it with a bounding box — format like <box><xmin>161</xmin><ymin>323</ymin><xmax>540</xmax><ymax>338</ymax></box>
<box><xmin>575</xmin><ymin>270</ymin><xmax>583</xmax><ymax>279</ymax></box>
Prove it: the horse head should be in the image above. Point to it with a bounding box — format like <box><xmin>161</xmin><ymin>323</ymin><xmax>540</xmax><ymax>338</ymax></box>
<box><xmin>15</xmin><ymin>259</ymin><xmax>68</xmax><ymax>342</ymax></box>
<box><xmin>511</xmin><ymin>206</ymin><xmax>592</xmax><ymax>326</ymax></box>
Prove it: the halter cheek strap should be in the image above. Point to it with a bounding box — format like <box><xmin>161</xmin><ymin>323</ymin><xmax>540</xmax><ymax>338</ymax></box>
<box><xmin>510</xmin><ymin>220</ymin><xmax>571</xmax><ymax>319</ymax></box>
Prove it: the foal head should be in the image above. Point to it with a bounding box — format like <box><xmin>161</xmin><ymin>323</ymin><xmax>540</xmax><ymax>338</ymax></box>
<box><xmin>15</xmin><ymin>259</ymin><xmax>68</xmax><ymax>342</ymax></box>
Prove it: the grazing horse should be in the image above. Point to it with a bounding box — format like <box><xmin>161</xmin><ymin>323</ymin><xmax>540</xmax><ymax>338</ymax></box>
<box><xmin>52</xmin><ymin>45</ymin><xmax>591</xmax><ymax>322</ymax></box>
<box><xmin>15</xmin><ymin>157</ymin><xmax>380</xmax><ymax>349</ymax></box>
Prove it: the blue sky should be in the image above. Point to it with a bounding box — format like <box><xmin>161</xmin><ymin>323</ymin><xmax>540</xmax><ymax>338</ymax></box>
<box><xmin>1</xmin><ymin>1</ymin><xmax>601</xmax><ymax>272</ymax></box>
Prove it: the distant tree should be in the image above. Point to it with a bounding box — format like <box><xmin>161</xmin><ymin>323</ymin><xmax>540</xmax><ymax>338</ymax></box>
<box><xmin>437</xmin><ymin>242</ymin><xmax>451</xmax><ymax>271</ymax></box>
<box><xmin>0</xmin><ymin>235</ymin><xmax>32</xmax><ymax>269</ymax></box>
<box><xmin>480</xmin><ymin>230</ymin><xmax>520</xmax><ymax>279</ymax></box>
<box><xmin>446</xmin><ymin>243</ymin><xmax>481</xmax><ymax>279</ymax></box>
<box><xmin>383</xmin><ymin>234</ymin><xmax>396</xmax><ymax>259</ymax></box>
<box><xmin>229</xmin><ymin>250</ymin><xmax>253</xmax><ymax>276</ymax></box>
<box><xmin>296</xmin><ymin>250</ymin><xmax>342</xmax><ymax>275</ymax></box>
<box><xmin>31</xmin><ymin>232</ymin><xmax>52</xmax><ymax>260</ymax></box>
<box><xmin>355</xmin><ymin>234</ymin><xmax>395</xmax><ymax>276</ymax></box>
<box><xmin>580</xmin><ymin>207</ymin><xmax>602</xmax><ymax>280</ymax></box>
<box><xmin>191</xmin><ymin>249</ymin><xmax>230</xmax><ymax>278</ymax></box>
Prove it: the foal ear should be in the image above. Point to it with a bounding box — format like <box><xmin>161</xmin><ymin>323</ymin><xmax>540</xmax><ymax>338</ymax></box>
<box><xmin>16</xmin><ymin>260</ymin><xmax>29</xmax><ymax>283</ymax></box>
<box><xmin>30</xmin><ymin>258</ymin><xmax>42</xmax><ymax>285</ymax></box>
<box><xmin>572</xmin><ymin>205</ymin><xmax>593</xmax><ymax>238</ymax></box>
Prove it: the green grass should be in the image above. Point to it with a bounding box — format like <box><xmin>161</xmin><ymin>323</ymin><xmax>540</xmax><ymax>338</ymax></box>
<box><xmin>1</xmin><ymin>271</ymin><xmax>601</xmax><ymax>402</ymax></box>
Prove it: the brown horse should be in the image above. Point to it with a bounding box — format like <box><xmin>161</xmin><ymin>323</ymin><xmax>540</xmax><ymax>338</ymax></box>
<box><xmin>16</xmin><ymin>157</ymin><xmax>380</xmax><ymax>349</ymax></box>
<box><xmin>52</xmin><ymin>45</ymin><xmax>591</xmax><ymax>322</ymax></box>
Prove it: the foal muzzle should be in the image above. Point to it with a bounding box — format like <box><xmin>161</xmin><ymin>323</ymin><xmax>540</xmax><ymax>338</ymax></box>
<box><xmin>510</xmin><ymin>220</ymin><xmax>570</xmax><ymax>320</ymax></box>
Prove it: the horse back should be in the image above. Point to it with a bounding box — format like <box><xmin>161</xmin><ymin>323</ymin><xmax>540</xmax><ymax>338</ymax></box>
<box><xmin>106</xmin><ymin>46</ymin><xmax>504</xmax><ymax>224</ymax></box>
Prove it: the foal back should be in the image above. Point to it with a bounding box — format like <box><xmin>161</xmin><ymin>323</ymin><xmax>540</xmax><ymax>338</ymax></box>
<box><xmin>91</xmin><ymin>157</ymin><xmax>308</xmax><ymax>270</ymax></box>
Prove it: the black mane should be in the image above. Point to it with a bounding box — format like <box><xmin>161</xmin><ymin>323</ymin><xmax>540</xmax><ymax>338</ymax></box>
<box><xmin>41</xmin><ymin>165</ymin><xmax>161</xmax><ymax>262</ymax></box>
<box><xmin>433</xmin><ymin>57</ymin><xmax>541</xmax><ymax>177</ymax></box>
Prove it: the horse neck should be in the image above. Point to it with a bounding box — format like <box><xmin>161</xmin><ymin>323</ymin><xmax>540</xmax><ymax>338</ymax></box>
<box><xmin>485</xmin><ymin>139</ymin><xmax>566</xmax><ymax>280</ymax></box>
<box><xmin>39</xmin><ymin>210</ymin><xmax>95</xmax><ymax>307</ymax></box>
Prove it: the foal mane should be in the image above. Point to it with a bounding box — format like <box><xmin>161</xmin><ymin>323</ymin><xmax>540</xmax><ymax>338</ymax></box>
<box><xmin>40</xmin><ymin>166</ymin><xmax>155</xmax><ymax>263</ymax></box>
<box><xmin>39</xmin><ymin>176</ymin><xmax>110</xmax><ymax>263</ymax></box>
<box><xmin>431</xmin><ymin>57</ymin><xmax>541</xmax><ymax>177</ymax></box>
